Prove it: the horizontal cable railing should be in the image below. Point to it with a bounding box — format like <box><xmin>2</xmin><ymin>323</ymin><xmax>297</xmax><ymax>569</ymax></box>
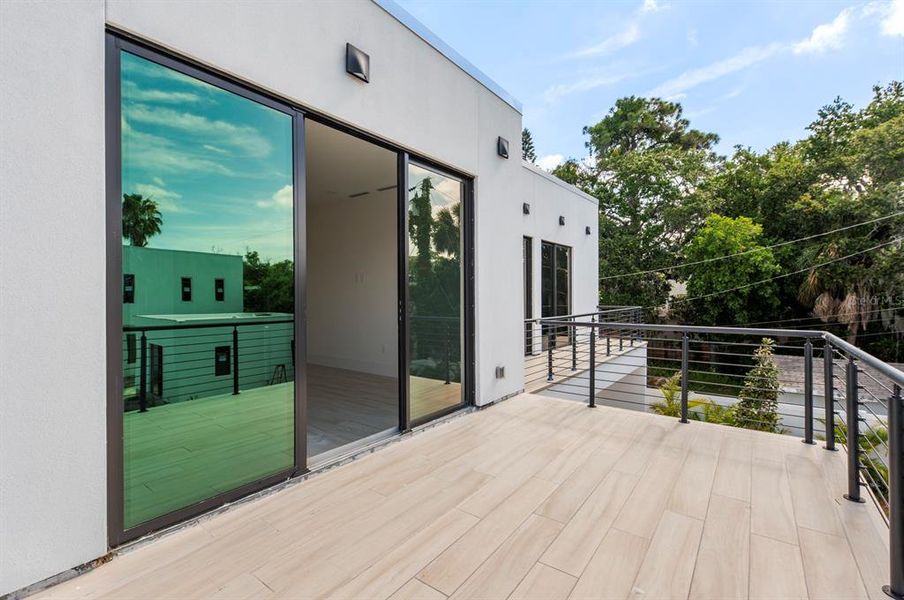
<box><xmin>122</xmin><ymin>318</ymin><xmax>294</xmax><ymax>413</ymax></box>
<box><xmin>523</xmin><ymin>312</ymin><xmax>903</xmax><ymax>600</ymax></box>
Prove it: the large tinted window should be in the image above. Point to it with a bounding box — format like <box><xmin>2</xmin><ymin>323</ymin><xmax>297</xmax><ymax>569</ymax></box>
<box><xmin>407</xmin><ymin>163</ymin><xmax>464</xmax><ymax>422</ymax></box>
<box><xmin>120</xmin><ymin>52</ymin><xmax>295</xmax><ymax>528</ymax></box>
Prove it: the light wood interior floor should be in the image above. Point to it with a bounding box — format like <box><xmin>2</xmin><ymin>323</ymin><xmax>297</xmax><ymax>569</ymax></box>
<box><xmin>41</xmin><ymin>393</ymin><xmax>888</xmax><ymax>600</ymax></box>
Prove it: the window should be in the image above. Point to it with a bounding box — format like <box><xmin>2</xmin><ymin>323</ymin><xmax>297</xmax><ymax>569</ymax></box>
<box><xmin>215</xmin><ymin>346</ymin><xmax>231</xmax><ymax>376</ymax></box>
<box><xmin>118</xmin><ymin>48</ymin><xmax>295</xmax><ymax>531</ymax></box>
<box><xmin>149</xmin><ymin>344</ymin><xmax>163</xmax><ymax>397</ymax></box>
<box><xmin>126</xmin><ymin>333</ymin><xmax>136</xmax><ymax>364</ymax></box>
<box><xmin>123</xmin><ymin>274</ymin><xmax>135</xmax><ymax>304</ymax></box>
<box><xmin>541</xmin><ymin>241</ymin><xmax>572</xmax><ymax>348</ymax></box>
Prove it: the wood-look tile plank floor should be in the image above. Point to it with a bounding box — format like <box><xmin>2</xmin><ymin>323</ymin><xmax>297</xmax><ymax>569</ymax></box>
<box><xmin>36</xmin><ymin>393</ymin><xmax>888</xmax><ymax>600</ymax></box>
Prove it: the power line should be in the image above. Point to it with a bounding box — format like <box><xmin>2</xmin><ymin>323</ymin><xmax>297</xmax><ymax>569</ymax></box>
<box><xmin>730</xmin><ymin>304</ymin><xmax>904</xmax><ymax>328</ymax></box>
<box><xmin>599</xmin><ymin>212</ymin><xmax>903</xmax><ymax>282</ymax></box>
<box><xmin>658</xmin><ymin>237</ymin><xmax>901</xmax><ymax>309</ymax></box>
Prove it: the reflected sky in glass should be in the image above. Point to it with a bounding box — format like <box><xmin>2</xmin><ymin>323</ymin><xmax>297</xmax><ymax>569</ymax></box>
<box><xmin>121</xmin><ymin>52</ymin><xmax>293</xmax><ymax>262</ymax></box>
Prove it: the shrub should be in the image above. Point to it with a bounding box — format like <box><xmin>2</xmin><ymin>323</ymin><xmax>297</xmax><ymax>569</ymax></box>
<box><xmin>733</xmin><ymin>338</ymin><xmax>781</xmax><ymax>432</ymax></box>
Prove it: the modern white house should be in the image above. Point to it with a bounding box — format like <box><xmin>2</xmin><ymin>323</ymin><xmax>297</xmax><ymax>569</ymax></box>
<box><xmin>0</xmin><ymin>0</ymin><xmax>600</xmax><ymax>594</ymax></box>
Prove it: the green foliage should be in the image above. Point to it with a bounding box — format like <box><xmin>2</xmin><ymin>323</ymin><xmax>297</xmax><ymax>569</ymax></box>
<box><xmin>733</xmin><ymin>338</ymin><xmax>781</xmax><ymax>432</ymax></box>
<box><xmin>243</xmin><ymin>250</ymin><xmax>294</xmax><ymax>313</ymax></box>
<box><xmin>553</xmin><ymin>96</ymin><xmax>721</xmax><ymax>309</ymax></box>
<box><xmin>650</xmin><ymin>372</ymin><xmax>683</xmax><ymax>417</ymax></box>
<box><xmin>122</xmin><ymin>193</ymin><xmax>162</xmax><ymax>247</ymax></box>
<box><xmin>650</xmin><ymin>371</ymin><xmax>736</xmax><ymax>425</ymax></box>
<box><xmin>681</xmin><ymin>215</ymin><xmax>781</xmax><ymax>325</ymax></box>
<box><xmin>521</xmin><ymin>128</ymin><xmax>537</xmax><ymax>163</ymax></box>
<box><xmin>833</xmin><ymin>419</ymin><xmax>890</xmax><ymax>513</ymax></box>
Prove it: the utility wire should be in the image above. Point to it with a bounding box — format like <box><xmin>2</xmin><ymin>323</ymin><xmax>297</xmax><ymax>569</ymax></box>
<box><xmin>599</xmin><ymin>212</ymin><xmax>902</xmax><ymax>281</ymax></box>
<box><xmin>730</xmin><ymin>304</ymin><xmax>904</xmax><ymax>328</ymax></box>
<box><xmin>657</xmin><ymin>237</ymin><xmax>901</xmax><ymax>309</ymax></box>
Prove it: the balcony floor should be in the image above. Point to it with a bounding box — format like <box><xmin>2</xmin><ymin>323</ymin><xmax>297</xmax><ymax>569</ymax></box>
<box><xmin>38</xmin><ymin>393</ymin><xmax>888</xmax><ymax>600</ymax></box>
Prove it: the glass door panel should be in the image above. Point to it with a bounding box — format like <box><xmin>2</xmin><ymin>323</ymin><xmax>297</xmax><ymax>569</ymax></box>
<box><xmin>120</xmin><ymin>51</ymin><xmax>295</xmax><ymax>528</ymax></box>
<box><xmin>407</xmin><ymin>163</ymin><xmax>464</xmax><ymax>422</ymax></box>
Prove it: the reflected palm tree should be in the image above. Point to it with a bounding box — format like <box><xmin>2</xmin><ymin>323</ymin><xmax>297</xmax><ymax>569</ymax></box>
<box><xmin>122</xmin><ymin>193</ymin><xmax>162</xmax><ymax>247</ymax></box>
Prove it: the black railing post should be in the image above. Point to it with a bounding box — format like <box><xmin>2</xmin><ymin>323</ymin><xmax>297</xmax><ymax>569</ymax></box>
<box><xmin>547</xmin><ymin>331</ymin><xmax>555</xmax><ymax>382</ymax></box>
<box><xmin>606</xmin><ymin>332</ymin><xmax>610</xmax><ymax>357</ymax></box>
<box><xmin>232</xmin><ymin>326</ymin><xmax>240</xmax><ymax>396</ymax></box>
<box><xmin>884</xmin><ymin>384</ymin><xmax>903</xmax><ymax>600</ymax></box>
<box><xmin>803</xmin><ymin>340</ymin><xmax>815</xmax><ymax>444</ymax></box>
<box><xmin>444</xmin><ymin>321</ymin><xmax>451</xmax><ymax>385</ymax></box>
<box><xmin>680</xmin><ymin>333</ymin><xmax>689</xmax><ymax>424</ymax></box>
<box><xmin>571</xmin><ymin>320</ymin><xmax>577</xmax><ymax>371</ymax></box>
<box><xmin>139</xmin><ymin>331</ymin><xmax>148</xmax><ymax>413</ymax></box>
<box><xmin>588</xmin><ymin>327</ymin><xmax>596</xmax><ymax>408</ymax></box>
<box><xmin>824</xmin><ymin>342</ymin><xmax>837</xmax><ymax>450</ymax></box>
<box><xmin>844</xmin><ymin>357</ymin><xmax>864</xmax><ymax>503</ymax></box>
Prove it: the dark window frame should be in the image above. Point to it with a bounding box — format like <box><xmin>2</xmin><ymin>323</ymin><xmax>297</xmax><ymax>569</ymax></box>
<box><xmin>180</xmin><ymin>277</ymin><xmax>192</xmax><ymax>302</ymax></box>
<box><xmin>214</xmin><ymin>278</ymin><xmax>225</xmax><ymax>302</ymax></box>
<box><xmin>214</xmin><ymin>346</ymin><xmax>231</xmax><ymax>376</ymax></box>
<box><xmin>123</xmin><ymin>273</ymin><xmax>135</xmax><ymax>304</ymax></box>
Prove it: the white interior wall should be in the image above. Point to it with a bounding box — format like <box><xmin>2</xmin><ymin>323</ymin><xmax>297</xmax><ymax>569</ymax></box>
<box><xmin>0</xmin><ymin>1</ymin><xmax>107</xmax><ymax>595</ymax></box>
<box><xmin>306</xmin><ymin>191</ymin><xmax>398</xmax><ymax>377</ymax></box>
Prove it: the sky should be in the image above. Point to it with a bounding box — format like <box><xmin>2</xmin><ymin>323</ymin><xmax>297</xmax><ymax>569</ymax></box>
<box><xmin>122</xmin><ymin>51</ymin><xmax>295</xmax><ymax>262</ymax></box>
<box><xmin>394</xmin><ymin>0</ymin><xmax>904</xmax><ymax>169</ymax></box>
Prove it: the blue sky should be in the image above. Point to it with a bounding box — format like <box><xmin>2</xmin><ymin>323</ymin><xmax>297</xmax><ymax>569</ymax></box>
<box><xmin>122</xmin><ymin>52</ymin><xmax>294</xmax><ymax>262</ymax></box>
<box><xmin>395</xmin><ymin>0</ymin><xmax>904</xmax><ymax>169</ymax></box>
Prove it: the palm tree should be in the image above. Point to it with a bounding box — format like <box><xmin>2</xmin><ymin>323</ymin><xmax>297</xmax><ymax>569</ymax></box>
<box><xmin>122</xmin><ymin>193</ymin><xmax>162</xmax><ymax>247</ymax></box>
<box><xmin>433</xmin><ymin>202</ymin><xmax>460</xmax><ymax>257</ymax></box>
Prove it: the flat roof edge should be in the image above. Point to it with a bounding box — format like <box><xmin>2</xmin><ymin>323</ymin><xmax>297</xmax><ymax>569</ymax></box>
<box><xmin>372</xmin><ymin>0</ymin><xmax>523</xmax><ymax>114</ymax></box>
<box><xmin>522</xmin><ymin>161</ymin><xmax>599</xmax><ymax>205</ymax></box>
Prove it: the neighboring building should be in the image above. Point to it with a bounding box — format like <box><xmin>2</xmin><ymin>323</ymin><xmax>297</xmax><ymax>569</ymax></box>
<box><xmin>0</xmin><ymin>1</ymin><xmax>599</xmax><ymax>594</ymax></box>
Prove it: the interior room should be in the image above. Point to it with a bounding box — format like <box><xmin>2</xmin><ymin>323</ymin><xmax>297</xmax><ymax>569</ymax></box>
<box><xmin>305</xmin><ymin>120</ymin><xmax>400</xmax><ymax>460</ymax></box>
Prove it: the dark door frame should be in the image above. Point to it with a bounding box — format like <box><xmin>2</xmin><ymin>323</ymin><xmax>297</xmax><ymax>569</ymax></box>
<box><xmin>105</xmin><ymin>30</ymin><xmax>475</xmax><ymax>546</ymax></box>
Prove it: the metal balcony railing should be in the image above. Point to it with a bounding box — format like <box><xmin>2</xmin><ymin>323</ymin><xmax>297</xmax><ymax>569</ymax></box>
<box><xmin>527</xmin><ymin>312</ymin><xmax>903</xmax><ymax>600</ymax></box>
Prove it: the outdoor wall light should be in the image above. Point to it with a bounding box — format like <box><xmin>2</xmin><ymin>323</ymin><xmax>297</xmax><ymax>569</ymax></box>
<box><xmin>497</xmin><ymin>136</ymin><xmax>510</xmax><ymax>159</ymax></box>
<box><xmin>346</xmin><ymin>43</ymin><xmax>370</xmax><ymax>83</ymax></box>
<box><xmin>586</xmin><ymin>226</ymin><xmax>592</xmax><ymax>235</ymax></box>
<box><xmin>559</xmin><ymin>216</ymin><xmax>566</xmax><ymax>226</ymax></box>
<box><xmin>495</xmin><ymin>366</ymin><xmax>506</xmax><ymax>379</ymax></box>
<box><xmin>522</xmin><ymin>202</ymin><xmax>530</xmax><ymax>215</ymax></box>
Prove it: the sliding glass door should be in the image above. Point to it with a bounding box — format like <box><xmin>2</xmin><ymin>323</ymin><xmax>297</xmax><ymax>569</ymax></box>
<box><xmin>406</xmin><ymin>162</ymin><xmax>466</xmax><ymax>423</ymax></box>
<box><xmin>110</xmin><ymin>40</ymin><xmax>300</xmax><ymax>539</ymax></box>
<box><xmin>541</xmin><ymin>241</ymin><xmax>572</xmax><ymax>347</ymax></box>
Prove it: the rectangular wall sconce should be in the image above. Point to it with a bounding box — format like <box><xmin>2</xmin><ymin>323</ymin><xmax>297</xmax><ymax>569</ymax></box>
<box><xmin>495</xmin><ymin>366</ymin><xmax>505</xmax><ymax>379</ymax></box>
<box><xmin>522</xmin><ymin>202</ymin><xmax>530</xmax><ymax>215</ymax></box>
<box><xmin>586</xmin><ymin>226</ymin><xmax>592</xmax><ymax>235</ymax></box>
<box><xmin>346</xmin><ymin>43</ymin><xmax>370</xmax><ymax>83</ymax></box>
<box><xmin>497</xmin><ymin>136</ymin><xmax>509</xmax><ymax>159</ymax></box>
<box><xmin>559</xmin><ymin>216</ymin><xmax>566</xmax><ymax>226</ymax></box>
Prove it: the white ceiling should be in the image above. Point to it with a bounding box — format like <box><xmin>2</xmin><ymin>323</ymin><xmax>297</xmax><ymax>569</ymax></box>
<box><xmin>305</xmin><ymin>120</ymin><xmax>397</xmax><ymax>207</ymax></box>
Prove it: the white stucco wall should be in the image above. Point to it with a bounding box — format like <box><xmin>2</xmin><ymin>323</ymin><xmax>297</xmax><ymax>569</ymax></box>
<box><xmin>0</xmin><ymin>1</ymin><xmax>598</xmax><ymax>593</ymax></box>
<box><xmin>0</xmin><ymin>1</ymin><xmax>108</xmax><ymax>595</ymax></box>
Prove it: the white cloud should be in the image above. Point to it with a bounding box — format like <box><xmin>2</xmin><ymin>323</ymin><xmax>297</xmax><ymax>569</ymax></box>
<box><xmin>687</xmin><ymin>29</ymin><xmax>699</xmax><ymax>47</ymax></box>
<box><xmin>537</xmin><ymin>154</ymin><xmax>565</xmax><ymax>171</ymax></box>
<box><xmin>256</xmin><ymin>184</ymin><xmax>293</xmax><ymax>209</ymax></box>
<box><xmin>640</xmin><ymin>0</ymin><xmax>666</xmax><ymax>14</ymax></box>
<box><xmin>124</xmin><ymin>104</ymin><xmax>272</xmax><ymax>158</ymax></box>
<box><xmin>133</xmin><ymin>182</ymin><xmax>188</xmax><ymax>213</ymax></box>
<box><xmin>793</xmin><ymin>7</ymin><xmax>852</xmax><ymax>54</ymax></box>
<box><xmin>544</xmin><ymin>69</ymin><xmax>634</xmax><ymax>103</ymax></box>
<box><xmin>122</xmin><ymin>80</ymin><xmax>201</xmax><ymax>104</ymax></box>
<box><xmin>122</xmin><ymin>116</ymin><xmax>234</xmax><ymax>176</ymax></box>
<box><xmin>566</xmin><ymin>24</ymin><xmax>641</xmax><ymax>59</ymax></box>
<box><xmin>648</xmin><ymin>42</ymin><xmax>785</xmax><ymax>98</ymax></box>
<box><xmin>881</xmin><ymin>0</ymin><xmax>904</xmax><ymax>36</ymax></box>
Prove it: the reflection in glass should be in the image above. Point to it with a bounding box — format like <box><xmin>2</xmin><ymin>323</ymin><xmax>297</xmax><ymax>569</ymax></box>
<box><xmin>541</xmin><ymin>241</ymin><xmax>571</xmax><ymax>347</ymax></box>
<box><xmin>408</xmin><ymin>164</ymin><xmax>463</xmax><ymax>421</ymax></box>
<box><xmin>120</xmin><ymin>51</ymin><xmax>294</xmax><ymax>528</ymax></box>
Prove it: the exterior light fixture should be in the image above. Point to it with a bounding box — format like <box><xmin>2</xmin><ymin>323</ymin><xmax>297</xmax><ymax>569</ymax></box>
<box><xmin>497</xmin><ymin>136</ymin><xmax>509</xmax><ymax>159</ymax></box>
<box><xmin>522</xmin><ymin>202</ymin><xmax>530</xmax><ymax>215</ymax></box>
<box><xmin>495</xmin><ymin>366</ymin><xmax>505</xmax><ymax>379</ymax></box>
<box><xmin>559</xmin><ymin>216</ymin><xmax>566</xmax><ymax>226</ymax></box>
<box><xmin>585</xmin><ymin>226</ymin><xmax>592</xmax><ymax>235</ymax></box>
<box><xmin>346</xmin><ymin>43</ymin><xmax>370</xmax><ymax>83</ymax></box>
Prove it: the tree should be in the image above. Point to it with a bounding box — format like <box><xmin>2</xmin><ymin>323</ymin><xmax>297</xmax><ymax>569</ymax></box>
<box><xmin>521</xmin><ymin>128</ymin><xmax>537</xmax><ymax>163</ymax></box>
<box><xmin>560</xmin><ymin>96</ymin><xmax>721</xmax><ymax>309</ymax></box>
<box><xmin>733</xmin><ymin>338</ymin><xmax>781</xmax><ymax>432</ymax></box>
<box><xmin>681</xmin><ymin>215</ymin><xmax>781</xmax><ymax>326</ymax></box>
<box><xmin>243</xmin><ymin>250</ymin><xmax>294</xmax><ymax>313</ymax></box>
<box><xmin>122</xmin><ymin>193</ymin><xmax>162</xmax><ymax>247</ymax></box>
